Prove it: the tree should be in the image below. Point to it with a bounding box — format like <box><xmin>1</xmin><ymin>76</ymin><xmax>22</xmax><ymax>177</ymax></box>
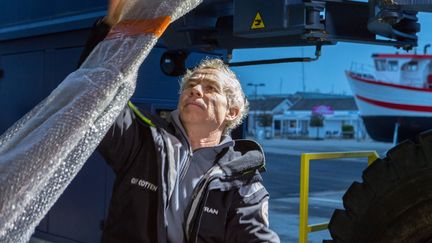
<box><xmin>309</xmin><ymin>113</ymin><xmax>324</xmax><ymax>139</ymax></box>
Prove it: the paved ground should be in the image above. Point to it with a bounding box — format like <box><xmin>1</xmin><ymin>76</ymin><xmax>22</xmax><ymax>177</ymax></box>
<box><xmin>259</xmin><ymin>138</ymin><xmax>393</xmax><ymax>242</ymax></box>
<box><xmin>259</xmin><ymin>138</ymin><xmax>393</xmax><ymax>157</ymax></box>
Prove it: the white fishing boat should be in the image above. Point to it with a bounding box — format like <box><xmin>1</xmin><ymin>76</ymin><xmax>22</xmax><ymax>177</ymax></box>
<box><xmin>346</xmin><ymin>45</ymin><xmax>432</xmax><ymax>142</ymax></box>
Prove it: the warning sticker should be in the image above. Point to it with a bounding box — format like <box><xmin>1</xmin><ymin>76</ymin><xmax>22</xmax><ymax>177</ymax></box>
<box><xmin>251</xmin><ymin>12</ymin><xmax>265</xmax><ymax>29</ymax></box>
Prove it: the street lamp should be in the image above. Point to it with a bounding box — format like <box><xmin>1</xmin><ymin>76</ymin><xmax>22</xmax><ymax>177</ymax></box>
<box><xmin>248</xmin><ymin>83</ymin><xmax>265</xmax><ymax>99</ymax></box>
<box><xmin>247</xmin><ymin>83</ymin><xmax>265</xmax><ymax>137</ymax></box>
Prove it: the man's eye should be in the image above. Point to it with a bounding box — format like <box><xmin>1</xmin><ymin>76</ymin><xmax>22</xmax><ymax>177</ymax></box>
<box><xmin>207</xmin><ymin>86</ymin><xmax>217</xmax><ymax>92</ymax></box>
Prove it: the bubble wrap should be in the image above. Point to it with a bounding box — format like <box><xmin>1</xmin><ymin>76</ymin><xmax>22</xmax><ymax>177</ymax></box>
<box><xmin>0</xmin><ymin>0</ymin><xmax>202</xmax><ymax>242</ymax></box>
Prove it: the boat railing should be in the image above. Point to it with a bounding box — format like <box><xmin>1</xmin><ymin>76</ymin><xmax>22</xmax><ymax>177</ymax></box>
<box><xmin>349</xmin><ymin>62</ymin><xmax>375</xmax><ymax>79</ymax></box>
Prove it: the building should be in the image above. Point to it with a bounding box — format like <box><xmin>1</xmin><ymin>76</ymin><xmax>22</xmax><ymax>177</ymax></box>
<box><xmin>247</xmin><ymin>95</ymin><xmax>300</xmax><ymax>137</ymax></box>
<box><xmin>248</xmin><ymin>92</ymin><xmax>367</xmax><ymax>139</ymax></box>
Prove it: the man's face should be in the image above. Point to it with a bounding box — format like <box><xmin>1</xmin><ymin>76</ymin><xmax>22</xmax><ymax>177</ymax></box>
<box><xmin>178</xmin><ymin>68</ymin><xmax>238</xmax><ymax>132</ymax></box>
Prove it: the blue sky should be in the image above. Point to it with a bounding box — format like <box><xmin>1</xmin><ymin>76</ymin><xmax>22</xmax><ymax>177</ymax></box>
<box><xmin>231</xmin><ymin>13</ymin><xmax>432</xmax><ymax>96</ymax></box>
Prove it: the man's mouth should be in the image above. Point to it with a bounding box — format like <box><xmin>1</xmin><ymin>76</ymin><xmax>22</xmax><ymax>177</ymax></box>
<box><xmin>186</xmin><ymin>101</ymin><xmax>205</xmax><ymax>110</ymax></box>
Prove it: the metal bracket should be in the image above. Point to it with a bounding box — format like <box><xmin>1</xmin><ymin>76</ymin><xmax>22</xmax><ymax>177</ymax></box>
<box><xmin>227</xmin><ymin>44</ymin><xmax>322</xmax><ymax>67</ymax></box>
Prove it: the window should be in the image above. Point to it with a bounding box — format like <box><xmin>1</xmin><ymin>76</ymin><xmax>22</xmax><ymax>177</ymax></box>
<box><xmin>388</xmin><ymin>60</ymin><xmax>398</xmax><ymax>71</ymax></box>
<box><xmin>274</xmin><ymin>120</ymin><xmax>281</xmax><ymax>130</ymax></box>
<box><xmin>401</xmin><ymin>61</ymin><xmax>418</xmax><ymax>72</ymax></box>
<box><xmin>375</xmin><ymin>59</ymin><xmax>386</xmax><ymax>71</ymax></box>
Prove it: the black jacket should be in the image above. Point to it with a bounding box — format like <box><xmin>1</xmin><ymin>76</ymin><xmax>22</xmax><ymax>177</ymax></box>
<box><xmin>81</xmin><ymin>19</ymin><xmax>280</xmax><ymax>243</ymax></box>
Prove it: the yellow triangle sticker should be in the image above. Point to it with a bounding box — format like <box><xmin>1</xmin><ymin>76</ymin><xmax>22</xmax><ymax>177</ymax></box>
<box><xmin>251</xmin><ymin>12</ymin><xmax>265</xmax><ymax>29</ymax></box>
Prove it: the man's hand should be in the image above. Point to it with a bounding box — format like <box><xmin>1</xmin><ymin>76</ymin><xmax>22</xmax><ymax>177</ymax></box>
<box><xmin>104</xmin><ymin>0</ymin><xmax>127</xmax><ymax>27</ymax></box>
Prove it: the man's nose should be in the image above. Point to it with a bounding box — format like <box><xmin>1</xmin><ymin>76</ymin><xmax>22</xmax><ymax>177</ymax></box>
<box><xmin>190</xmin><ymin>84</ymin><xmax>203</xmax><ymax>97</ymax></box>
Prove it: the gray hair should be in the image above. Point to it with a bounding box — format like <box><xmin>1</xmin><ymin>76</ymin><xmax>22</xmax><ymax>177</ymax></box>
<box><xmin>179</xmin><ymin>58</ymin><xmax>249</xmax><ymax>134</ymax></box>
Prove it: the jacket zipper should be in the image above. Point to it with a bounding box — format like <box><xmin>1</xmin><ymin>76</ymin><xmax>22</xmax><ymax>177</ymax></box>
<box><xmin>173</xmin><ymin>119</ymin><xmax>192</xmax><ymax>182</ymax></box>
<box><xmin>185</xmin><ymin>166</ymin><xmax>223</xmax><ymax>241</ymax></box>
<box><xmin>179</xmin><ymin>153</ymin><xmax>192</xmax><ymax>181</ymax></box>
<box><xmin>189</xmin><ymin>187</ymin><xmax>211</xmax><ymax>243</ymax></box>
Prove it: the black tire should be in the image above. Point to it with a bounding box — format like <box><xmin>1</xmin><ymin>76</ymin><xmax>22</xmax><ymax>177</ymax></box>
<box><xmin>328</xmin><ymin>130</ymin><xmax>432</xmax><ymax>243</ymax></box>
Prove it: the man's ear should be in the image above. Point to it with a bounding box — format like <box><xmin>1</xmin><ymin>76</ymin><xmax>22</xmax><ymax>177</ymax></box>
<box><xmin>225</xmin><ymin>107</ymin><xmax>240</xmax><ymax>121</ymax></box>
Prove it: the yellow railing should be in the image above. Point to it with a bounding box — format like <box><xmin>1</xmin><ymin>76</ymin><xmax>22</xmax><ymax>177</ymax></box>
<box><xmin>298</xmin><ymin>151</ymin><xmax>379</xmax><ymax>243</ymax></box>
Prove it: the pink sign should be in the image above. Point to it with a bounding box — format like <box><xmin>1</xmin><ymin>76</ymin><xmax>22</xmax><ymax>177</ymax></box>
<box><xmin>312</xmin><ymin>105</ymin><xmax>334</xmax><ymax>115</ymax></box>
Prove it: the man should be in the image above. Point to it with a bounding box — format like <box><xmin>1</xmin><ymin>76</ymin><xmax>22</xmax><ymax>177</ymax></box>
<box><xmin>81</xmin><ymin>2</ymin><xmax>280</xmax><ymax>242</ymax></box>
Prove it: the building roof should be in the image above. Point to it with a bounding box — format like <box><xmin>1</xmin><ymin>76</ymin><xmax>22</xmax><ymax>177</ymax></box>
<box><xmin>247</xmin><ymin>92</ymin><xmax>357</xmax><ymax>112</ymax></box>
<box><xmin>249</xmin><ymin>97</ymin><xmax>288</xmax><ymax>111</ymax></box>
<box><xmin>294</xmin><ymin>91</ymin><xmax>352</xmax><ymax>99</ymax></box>
<box><xmin>289</xmin><ymin>97</ymin><xmax>358</xmax><ymax>111</ymax></box>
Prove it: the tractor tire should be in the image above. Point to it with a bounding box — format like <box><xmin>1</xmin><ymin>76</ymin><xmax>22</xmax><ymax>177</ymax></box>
<box><xmin>328</xmin><ymin>130</ymin><xmax>432</xmax><ymax>243</ymax></box>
